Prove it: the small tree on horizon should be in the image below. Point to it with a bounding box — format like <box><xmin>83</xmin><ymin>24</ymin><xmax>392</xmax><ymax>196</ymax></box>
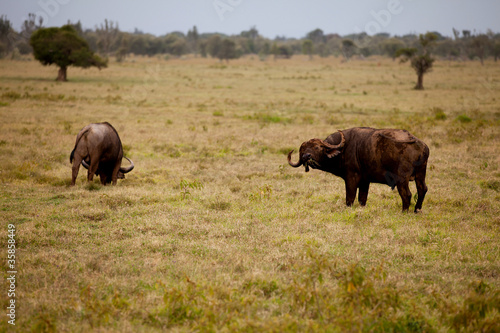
<box><xmin>30</xmin><ymin>25</ymin><xmax>107</xmax><ymax>81</ymax></box>
<box><xmin>468</xmin><ymin>34</ymin><xmax>491</xmax><ymax>65</ymax></box>
<box><xmin>306</xmin><ymin>28</ymin><xmax>325</xmax><ymax>44</ymax></box>
<box><xmin>95</xmin><ymin>19</ymin><xmax>120</xmax><ymax>56</ymax></box>
<box><xmin>0</xmin><ymin>15</ymin><xmax>14</xmax><ymax>56</ymax></box>
<box><xmin>302</xmin><ymin>39</ymin><xmax>313</xmax><ymax>60</ymax></box>
<box><xmin>396</xmin><ymin>32</ymin><xmax>437</xmax><ymax>90</ymax></box>
<box><xmin>381</xmin><ymin>38</ymin><xmax>405</xmax><ymax>60</ymax></box>
<box><xmin>341</xmin><ymin>39</ymin><xmax>357</xmax><ymax>61</ymax></box>
<box><xmin>218</xmin><ymin>39</ymin><xmax>237</xmax><ymax>62</ymax></box>
<box><xmin>207</xmin><ymin>35</ymin><xmax>238</xmax><ymax>62</ymax></box>
<box><xmin>187</xmin><ymin>25</ymin><xmax>199</xmax><ymax>56</ymax></box>
<box><xmin>493</xmin><ymin>41</ymin><xmax>500</xmax><ymax>62</ymax></box>
<box><xmin>207</xmin><ymin>35</ymin><xmax>222</xmax><ymax>59</ymax></box>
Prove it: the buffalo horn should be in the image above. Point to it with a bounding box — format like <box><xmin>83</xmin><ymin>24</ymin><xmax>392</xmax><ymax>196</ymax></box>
<box><xmin>322</xmin><ymin>130</ymin><xmax>345</xmax><ymax>149</ymax></box>
<box><xmin>82</xmin><ymin>157</ymin><xmax>134</xmax><ymax>173</ymax></box>
<box><xmin>81</xmin><ymin>159</ymin><xmax>90</xmax><ymax>169</ymax></box>
<box><xmin>287</xmin><ymin>150</ymin><xmax>302</xmax><ymax>168</ymax></box>
<box><xmin>120</xmin><ymin>157</ymin><xmax>134</xmax><ymax>173</ymax></box>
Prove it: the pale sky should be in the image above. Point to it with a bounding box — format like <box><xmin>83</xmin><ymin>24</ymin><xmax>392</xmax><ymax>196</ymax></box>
<box><xmin>1</xmin><ymin>0</ymin><xmax>499</xmax><ymax>38</ymax></box>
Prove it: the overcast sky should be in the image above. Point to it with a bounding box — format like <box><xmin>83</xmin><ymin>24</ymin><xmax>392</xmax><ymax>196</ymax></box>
<box><xmin>1</xmin><ymin>0</ymin><xmax>499</xmax><ymax>38</ymax></box>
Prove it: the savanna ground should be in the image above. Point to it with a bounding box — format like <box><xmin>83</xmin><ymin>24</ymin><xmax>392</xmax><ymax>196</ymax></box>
<box><xmin>0</xmin><ymin>54</ymin><xmax>499</xmax><ymax>332</ymax></box>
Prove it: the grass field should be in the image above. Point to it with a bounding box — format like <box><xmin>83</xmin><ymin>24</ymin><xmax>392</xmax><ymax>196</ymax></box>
<box><xmin>1</xmin><ymin>55</ymin><xmax>499</xmax><ymax>332</ymax></box>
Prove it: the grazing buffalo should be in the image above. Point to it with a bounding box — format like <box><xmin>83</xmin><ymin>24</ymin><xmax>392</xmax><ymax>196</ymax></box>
<box><xmin>288</xmin><ymin>127</ymin><xmax>429</xmax><ymax>212</ymax></box>
<box><xmin>70</xmin><ymin>122</ymin><xmax>134</xmax><ymax>185</ymax></box>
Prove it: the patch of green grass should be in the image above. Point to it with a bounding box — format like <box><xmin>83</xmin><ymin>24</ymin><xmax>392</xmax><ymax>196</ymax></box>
<box><xmin>245</xmin><ymin>112</ymin><xmax>292</xmax><ymax>124</ymax></box>
<box><xmin>207</xmin><ymin>197</ymin><xmax>231</xmax><ymax>211</ymax></box>
<box><xmin>85</xmin><ymin>182</ymin><xmax>102</xmax><ymax>191</ymax></box>
<box><xmin>456</xmin><ymin>114</ymin><xmax>472</xmax><ymax>123</ymax></box>
<box><xmin>276</xmin><ymin>146</ymin><xmax>295</xmax><ymax>155</ymax></box>
<box><xmin>479</xmin><ymin>180</ymin><xmax>500</xmax><ymax>192</ymax></box>
<box><xmin>1</xmin><ymin>91</ymin><xmax>21</xmax><ymax>99</ymax></box>
<box><xmin>431</xmin><ymin>106</ymin><xmax>447</xmax><ymax>120</ymax></box>
<box><xmin>28</xmin><ymin>92</ymin><xmax>65</xmax><ymax>101</ymax></box>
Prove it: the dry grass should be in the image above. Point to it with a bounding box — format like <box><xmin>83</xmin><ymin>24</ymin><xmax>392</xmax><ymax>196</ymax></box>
<box><xmin>0</xmin><ymin>55</ymin><xmax>499</xmax><ymax>332</ymax></box>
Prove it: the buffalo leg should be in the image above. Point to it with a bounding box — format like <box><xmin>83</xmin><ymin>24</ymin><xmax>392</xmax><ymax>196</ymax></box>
<box><xmin>87</xmin><ymin>160</ymin><xmax>99</xmax><ymax>183</ymax></box>
<box><xmin>344</xmin><ymin>180</ymin><xmax>358</xmax><ymax>207</ymax></box>
<box><xmin>111</xmin><ymin>163</ymin><xmax>121</xmax><ymax>185</ymax></box>
<box><xmin>396</xmin><ymin>181</ymin><xmax>412</xmax><ymax>212</ymax></box>
<box><xmin>99</xmin><ymin>173</ymin><xmax>107</xmax><ymax>185</ymax></box>
<box><xmin>414</xmin><ymin>171</ymin><xmax>428</xmax><ymax>213</ymax></box>
<box><xmin>358</xmin><ymin>182</ymin><xmax>370</xmax><ymax>206</ymax></box>
<box><xmin>71</xmin><ymin>156</ymin><xmax>83</xmax><ymax>186</ymax></box>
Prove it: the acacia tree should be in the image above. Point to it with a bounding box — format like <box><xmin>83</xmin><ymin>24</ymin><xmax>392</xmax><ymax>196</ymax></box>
<box><xmin>30</xmin><ymin>25</ymin><xmax>107</xmax><ymax>81</ymax></box>
<box><xmin>396</xmin><ymin>32</ymin><xmax>437</xmax><ymax>90</ymax></box>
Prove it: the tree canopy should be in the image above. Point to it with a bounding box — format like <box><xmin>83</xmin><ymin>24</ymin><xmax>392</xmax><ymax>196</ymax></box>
<box><xmin>2</xmin><ymin>13</ymin><xmax>498</xmax><ymax>64</ymax></box>
<box><xmin>30</xmin><ymin>25</ymin><xmax>107</xmax><ymax>81</ymax></box>
<box><xmin>207</xmin><ymin>35</ymin><xmax>238</xmax><ymax>61</ymax></box>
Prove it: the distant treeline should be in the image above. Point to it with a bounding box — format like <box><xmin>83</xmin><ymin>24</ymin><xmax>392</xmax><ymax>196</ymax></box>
<box><xmin>1</xmin><ymin>14</ymin><xmax>500</xmax><ymax>62</ymax></box>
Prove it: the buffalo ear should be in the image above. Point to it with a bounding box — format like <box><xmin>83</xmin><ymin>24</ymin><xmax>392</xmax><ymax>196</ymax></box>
<box><xmin>326</xmin><ymin>149</ymin><xmax>342</xmax><ymax>158</ymax></box>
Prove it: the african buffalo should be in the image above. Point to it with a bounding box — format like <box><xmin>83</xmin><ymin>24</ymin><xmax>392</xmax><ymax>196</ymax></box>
<box><xmin>288</xmin><ymin>127</ymin><xmax>429</xmax><ymax>212</ymax></box>
<box><xmin>70</xmin><ymin>122</ymin><xmax>134</xmax><ymax>185</ymax></box>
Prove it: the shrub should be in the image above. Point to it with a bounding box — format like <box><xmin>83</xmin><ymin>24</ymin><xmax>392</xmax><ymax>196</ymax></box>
<box><xmin>431</xmin><ymin>107</ymin><xmax>446</xmax><ymax>120</ymax></box>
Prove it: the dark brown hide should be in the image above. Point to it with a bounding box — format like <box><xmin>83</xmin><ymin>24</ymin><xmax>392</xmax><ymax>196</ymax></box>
<box><xmin>288</xmin><ymin>127</ymin><xmax>429</xmax><ymax>212</ymax></box>
<box><xmin>70</xmin><ymin>122</ymin><xmax>134</xmax><ymax>185</ymax></box>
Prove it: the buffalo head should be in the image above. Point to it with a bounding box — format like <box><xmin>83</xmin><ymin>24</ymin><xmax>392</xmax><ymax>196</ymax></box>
<box><xmin>82</xmin><ymin>156</ymin><xmax>134</xmax><ymax>181</ymax></box>
<box><xmin>288</xmin><ymin>130</ymin><xmax>345</xmax><ymax>172</ymax></box>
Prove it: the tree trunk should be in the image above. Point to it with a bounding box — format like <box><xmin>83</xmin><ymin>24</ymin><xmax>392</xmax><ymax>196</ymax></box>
<box><xmin>57</xmin><ymin>66</ymin><xmax>67</xmax><ymax>81</ymax></box>
<box><xmin>415</xmin><ymin>73</ymin><xmax>424</xmax><ymax>90</ymax></box>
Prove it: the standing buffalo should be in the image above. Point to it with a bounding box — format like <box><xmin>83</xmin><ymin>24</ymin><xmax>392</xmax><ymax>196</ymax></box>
<box><xmin>288</xmin><ymin>127</ymin><xmax>429</xmax><ymax>212</ymax></box>
<box><xmin>70</xmin><ymin>122</ymin><xmax>134</xmax><ymax>185</ymax></box>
